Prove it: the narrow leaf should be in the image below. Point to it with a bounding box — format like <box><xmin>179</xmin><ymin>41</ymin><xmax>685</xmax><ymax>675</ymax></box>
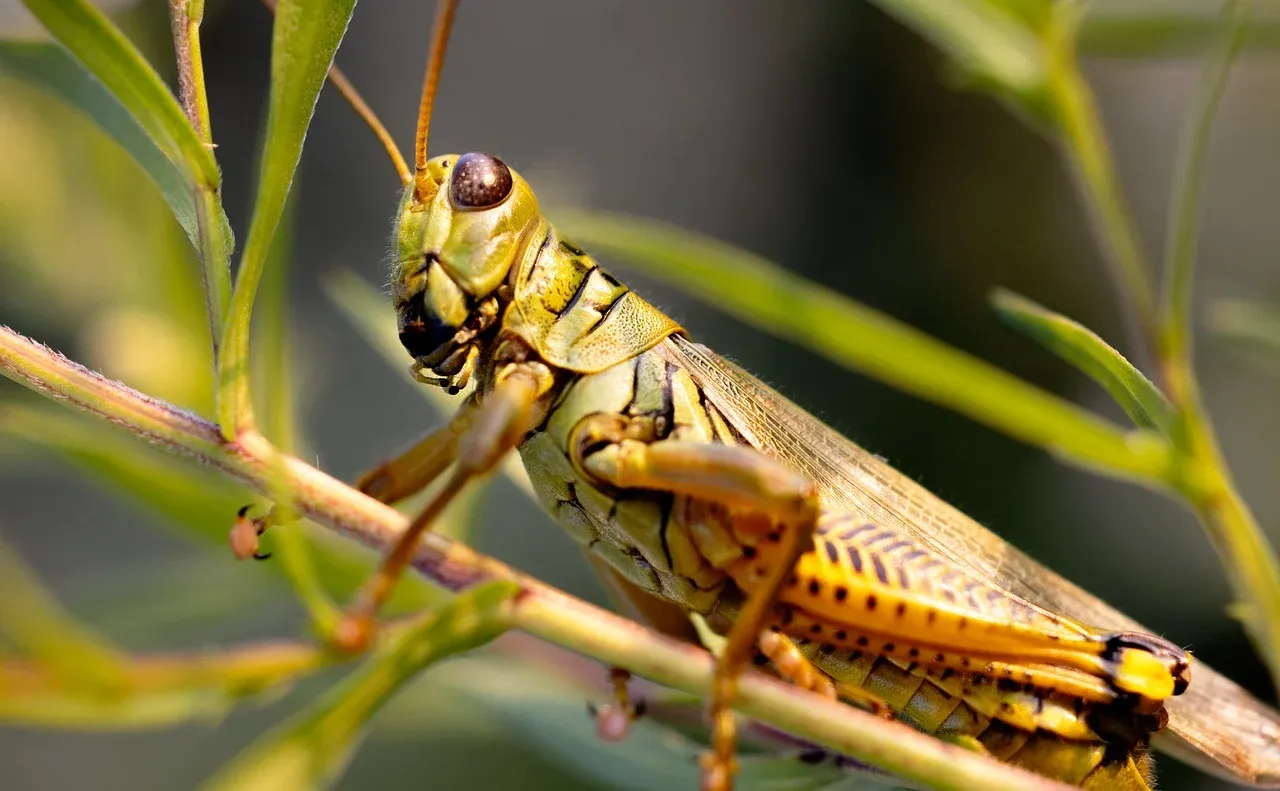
<box><xmin>555</xmin><ymin>211</ymin><xmax>1172</xmax><ymax>483</ymax></box>
<box><xmin>1210</xmin><ymin>299</ymin><xmax>1280</xmax><ymax>355</ymax></box>
<box><xmin>257</xmin><ymin>197</ymin><xmax>342</xmax><ymax>634</ymax></box>
<box><xmin>0</xmin><ymin>41</ymin><xmax>196</xmax><ymax>243</ymax></box>
<box><xmin>17</xmin><ymin>0</ymin><xmax>234</xmax><ymax>350</ymax></box>
<box><xmin>77</xmin><ymin>558</ymin><xmax>280</xmax><ymax>644</ymax></box>
<box><xmin>218</xmin><ymin>0</ymin><xmax>357</xmax><ymax>435</ymax></box>
<box><xmin>867</xmin><ymin>0</ymin><xmax>1048</xmax><ymax>111</ymax></box>
<box><xmin>1080</xmin><ymin>7</ymin><xmax>1280</xmax><ymax>56</ymax></box>
<box><xmin>0</xmin><ymin>403</ymin><xmax>435</xmax><ymax>609</ymax></box>
<box><xmin>437</xmin><ymin>657</ymin><xmax>884</xmax><ymax>791</ymax></box>
<box><xmin>1044</xmin><ymin>5</ymin><xmax>1160</xmax><ymax>340</ymax></box>
<box><xmin>0</xmin><ymin>537</ymin><xmax>127</xmax><ymax>691</ymax></box>
<box><xmin>0</xmin><ymin>403</ymin><xmax>248</xmax><ymax>537</ymax></box>
<box><xmin>198</xmin><ymin>581</ymin><xmax>518</xmax><ymax>791</ymax></box>
<box><xmin>0</xmin><ymin>638</ymin><xmax>325</xmax><ymax>730</ymax></box>
<box><xmin>19</xmin><ymin>0</ymin><xmax>219</xmax><ymax>189</ymax></box>
<box><xmin>992</xmin><ymin>289</ymin><xmax>1174</xmax><ymax>433</ymax></box>
<box><xmin>1161</xmin><ymin>0</ymin><xmax>1248</xmax><ymax>360</ymax></box>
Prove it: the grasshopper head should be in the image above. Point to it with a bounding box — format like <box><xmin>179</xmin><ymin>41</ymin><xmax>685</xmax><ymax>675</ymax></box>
<box><xmin>392</xmin><ymin>152</ymin><xmax>540</xmax><ymax>391</ymax></box>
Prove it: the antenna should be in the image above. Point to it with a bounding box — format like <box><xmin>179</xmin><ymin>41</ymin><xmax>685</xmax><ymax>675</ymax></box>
<box><xmin>327</xmin><ymin>66</ymin><xmax>412</xmax><ymax>187</ymax></box>
<box><xmin>259</xmin><ymin>0</ymin><xmax>412</xmax><ymax>186</ymax></box>
<box><xmin>412</xmin><ymin>0</ymin><xmax>461</xmax><ymax>204</ymax></box>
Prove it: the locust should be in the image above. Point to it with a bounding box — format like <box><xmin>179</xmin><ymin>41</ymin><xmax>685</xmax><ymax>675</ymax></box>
<box><xmin>284</xmin><ymin>1</ymin><xmax>1280</xmax><ymax>789</ymax></box>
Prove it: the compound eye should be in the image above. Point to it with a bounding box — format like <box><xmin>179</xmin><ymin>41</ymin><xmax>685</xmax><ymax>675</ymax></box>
<box><xmin>449</xmin><ymin>152</ymin><xmax>513</xmax><ymax>209</ymax></box>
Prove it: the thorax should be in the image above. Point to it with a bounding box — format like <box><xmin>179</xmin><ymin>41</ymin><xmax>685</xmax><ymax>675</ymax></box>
<box><xmin>515</xmin><ymin>340</ymin><xmax>736</xmax><ymax>613</ymax></box>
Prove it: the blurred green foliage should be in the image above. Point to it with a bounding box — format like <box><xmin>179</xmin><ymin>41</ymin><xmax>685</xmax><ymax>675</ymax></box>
<box><xmin>1</xmin><ymin>1</ymin><xmax>1279</xmax><ymax>791</ymax></box>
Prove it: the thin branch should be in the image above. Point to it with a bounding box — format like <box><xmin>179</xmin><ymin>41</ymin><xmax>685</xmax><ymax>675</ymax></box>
<box><xmin>256</xmin><ymin>199</ymin><xmax>341</xmax><ymax>635</ymax></box>
<box><xmin>1079</xmin><ymin>8</ymin><xmax>1280</xmax><ymax>57</ymax></box>
<box><xmin>167</xmin><ymin>0</ymin><xmax>232</xmax><ymax>360</ymax></box>
<box><xmin>167</xmin><ymin>0</ymin><xmax>212</xmax><ymax>144</ymax></box>
<box><xmin>1161</xmin><ymin>0</ymin><xmax>1248</xmax><ymax>366</ymax></box>
<box><xmin>0</xmin><ymin>538</ymin><xmax>127</xmax><ymax>691</ymax></box>
<box><xmin>0</xmin><ymin>639</ymin><xmax>327</xmax><ymax>729</ymax></box>
<box><xmin>1044</xmin><ymin>4</ymin><xmax>1280</xmax><ymax>696</ymax></box>
<box><xmin>2</xmin><ymin>640</ymin><xmax>325</xmax><ymax>698</ymax></box>
<box><xmin>1047</xmin><ymin>36</ymin><xmax>1159</xmax><ymax>357</ymax></box>
<box><xmin>1155</xmin><ymin>9</ymin><xmax>1280</xmax><ymax>682</ymax></box>
<box><xmin>0</xmin><ymin>325</ymin><xmax>1075</xmax><ymax>791</ymax></box>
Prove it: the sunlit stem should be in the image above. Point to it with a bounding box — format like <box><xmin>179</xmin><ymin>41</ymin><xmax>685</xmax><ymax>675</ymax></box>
<box><xmin>167</xmin><ymin>0</ymin><xmax>231</xmax><ymax>361</ymax></box>
<box><xmin>1047</xmin><ymin>2</ymin><xmax>1280</xmax><ymax>694</ymax></box>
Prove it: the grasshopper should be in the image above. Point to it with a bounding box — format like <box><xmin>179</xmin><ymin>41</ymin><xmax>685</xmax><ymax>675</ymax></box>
<box><xmin>310</xmin><ymin>2</ymin><xmax>1280</xmax><ymax>789</ymax></box>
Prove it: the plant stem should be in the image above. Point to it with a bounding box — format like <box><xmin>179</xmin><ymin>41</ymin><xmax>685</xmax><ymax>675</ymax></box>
<box><xmin>1175</xmin><ymin>395</ymin><xmax>1280</xmax><ymax>693</ymax></box>
<box><xmin>1149</xmin><ymin>0</ymin><xmax>1280</xmax><ymax>697</ymax></box>
<box><xmin>1161</xmin><ymin>0</ymin><xmax>1247</xmax><ymax>363</ymax></box>
<box><xmin>1049</xmin><ymin>2</ymin><xmax>1280</xmax><ymax>696</ymax></box>
<box><xmin>167</xmin><ymin>0</ymin><xmax>212</xmax><ymax>144</ymax></box>
<box><xmin>1079</xmin><ymin>9</ymin><xmax>1280</xmax><ymax>57</ymax></box>
<box><xmin>2</xmin><ymin>640</ymin><xmax>325</xmax><ymax>699</ymax></box>
<box><xmin>1156</xmin><ymin>14</ymin><xmax>1280</xmax><ymax>670</ymax></box>
<box><xmin>0</xmin><ymin>639</ymin><xmax>328</xmax><ymax>729</ymax></box>
<box><xmin>1047</xmin><ymin>37</ymin><xmax>1158</xmax><ymax>354</ymax></box>
<box><xmin>0</xmin><ymin>539</ymin><xmax>128</xmax><ymax>691</ymax></box>
<box><xmin>167</xmin><ymin>0</ymin><xmax>231</xmax><ymax>360</ymax></box>
<box><xmin>0</xmin><ymin>325</ymin><xmax>1074</xmax><ymax>791</ymax></box>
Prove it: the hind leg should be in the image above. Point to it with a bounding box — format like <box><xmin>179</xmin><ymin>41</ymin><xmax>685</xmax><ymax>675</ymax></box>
<box><xmin>571</xmin><ymin>415</ymin><xmax>823</xmax><ymax>791</ymax></box>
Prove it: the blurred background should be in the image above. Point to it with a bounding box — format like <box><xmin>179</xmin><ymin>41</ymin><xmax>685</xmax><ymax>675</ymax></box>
<box><xmin>1</xmin><ymin>1</ymin><xmax>1279</xmax><ymax>789</ymax></box>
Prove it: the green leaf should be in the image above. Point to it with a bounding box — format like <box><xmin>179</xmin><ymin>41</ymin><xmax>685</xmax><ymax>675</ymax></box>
<box><xmin>554</xmin><ymin>210</ymin><xmax>1172</xmax><ymax>483</ymax></box>
<box><xmin>1209</xmin><ymin>300</ymin><xmax>1280</xmax><ymax>355</ymax></box>
<box><xmin>15</xmin><ymin>0</ymin><xmax>228</xmax><ymax>246</ymax></box>
<box><xmin>991</xmin><ymin>289</ymin><xmax>1174</xmax><ymax>433</ymax></box>
<box><xmin>0</xmin><ymin>636</ymin><xmax>326</xmax><ymax>731</ymax></box>
<box><xmin>0</xmin><ymin>403</ymin><xmax>435</xmax><ymax>610</ymax></box>
<box><xmin>254</xmin><ymin>195</ymin><xmax>342</xmax><ymax>635</ymax></box>
<box><xmin>0</xmin><ymin>536</ymin><xmax>127</xmax><ymax>692</ymax></box>
<box><xmin>0</xmin><ymin>41</ymin><xmax>196</xmax><ymax>244</ymax></box>
<box><xmin>1080</xmin><ymin>8</ymin><xmax>1280</xmax><ymax>56</ymax></box>
<box><xmin>76</xmin><ymin>557</ymin><xmax>281</xmax><ymax>645</ymax></box>
<box><xmin>866</xmin><ymin>0</ymin><xmax>1049</xmax><ymax>111</ymax></box>
<box><xmin>1161</xmin><ymin>0</ymin><xmax>1248</xmax><ymax>361</ymax></box>
<box><xmin>438</xmin><ymin>657</ymin><xmax>890</xmax><ymax>791</ymax></box>
<box><xmin>198</xmin><ymin>581</ymin><xmax>518</xmax><ymax>791</ymax></box>
<box><xmin>19</xmin><ymin>0</ymin><xmax>219</xmax><ymax>189</ymax></box>
<box><xmin>0</xmin><ymin>678</ymin><xmax>241</xmax><ymax>730</ymax></box>
<box><xmin>218</xmin><ymin>0</ymin><xmax>358</xmax><ymax>435</ymax></box>
<box><xmin>17</xmin><ymin>0</ymin><xmax>234</xmax><ymax>350</ymax></box>
<box><xmin>0</xmin><ymin>403</ymin><xmax>248</xmax><ymax>536</ymax></box>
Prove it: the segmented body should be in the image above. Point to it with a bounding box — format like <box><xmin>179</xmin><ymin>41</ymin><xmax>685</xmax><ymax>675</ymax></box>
<box><xmin>510</xmin><ymin>223</ymin><xmax>1166</xmax><ymax>789</ymax></box>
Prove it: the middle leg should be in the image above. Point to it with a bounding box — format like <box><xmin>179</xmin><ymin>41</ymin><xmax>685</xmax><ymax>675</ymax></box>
<box><xmin>334</xmin><ymin>363</ymin><xmax>553</xmax><ymax>651</ymax></box>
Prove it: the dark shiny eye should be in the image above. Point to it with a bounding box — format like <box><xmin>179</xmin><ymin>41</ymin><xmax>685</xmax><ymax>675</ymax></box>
<box><xmin>449</xmin><ymin>152</ymin><xmax>513</xmax><ymax>209</ymax></box>
<box><xmin>398</xmin><ymin>292</ymin><xmax>454</xmax><ymax>358</ymax></box>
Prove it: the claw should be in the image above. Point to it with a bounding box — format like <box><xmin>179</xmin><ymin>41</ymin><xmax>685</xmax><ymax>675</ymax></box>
<box><xmin>699</xmin><ymin>752</ymin><xmax>736</xmax><ymax>791</ymax></box>
<box><xmin>594</xmin><ymin>702</ymin><xmax>632</xmax><ymax>741</ymax></box>
<box><xmin>333</xmin><ymin>610</ymin><xmax>375</xmax><ymax>654</ymax></box>
<box><xmin>591</xmin><ymin>667</ymin><xmax>645</xmax><ymax>742</ymax></box>
<box><xmin>229</xmin><ymin>505</ymin><xmax>291</xmax><ymax>561</ymax></box>
<box><xmin>229</xmin><ymin>506</ymin><xmax>263</xmax><ymax>560</ymax></box>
